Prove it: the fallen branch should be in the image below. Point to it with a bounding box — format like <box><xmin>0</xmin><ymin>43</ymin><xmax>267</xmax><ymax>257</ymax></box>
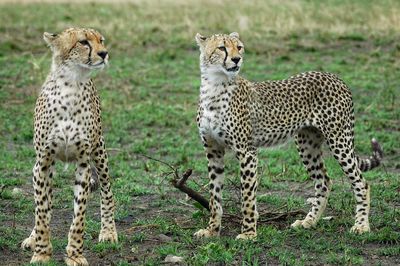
<box><xmin>138</xmin><ymin>154</ymin><xmax>210</xmax><ymax>211</ymax></box>
<box><xmin>169</xmin><ymin>168</ymin><xmax>305</xmax><ymax>223</ymax></box>
<box><xmin>170</xmin><ymin>169</ymin><xmax>210</xmax><ymax>211</ymax></box>
<box><xmin>140</xmin><ymin>154</ymin><xmax>305</xmax><ymax>223</ymax></box>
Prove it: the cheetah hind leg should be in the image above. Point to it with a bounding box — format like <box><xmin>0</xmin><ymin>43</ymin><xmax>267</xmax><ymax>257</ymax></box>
<box><xmin>21</xmin><ymin>229</ymin><xmax>36</xmax><ymax>250</ymax></box>
<box><xmin>291</xmin><ymin>128</ymin><xmax>332</xmax><ymax>229</ymax></box>
<box><xmin>291</xmin><ymin>179</ymin><xmax>332</xmax><ymax>229</ymax></box>
<box><xmin>194</xmin><ymin>228</ymin><xmax>220</xmax><ymax>238</ymax></box>
<box><xmin>326</xmin><ymin>131</ymin><xmax>371</xmax><ymax>234</ymax></box>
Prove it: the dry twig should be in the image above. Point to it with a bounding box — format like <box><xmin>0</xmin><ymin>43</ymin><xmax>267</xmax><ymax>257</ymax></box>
<box><xmin>140</xmin><ymin>154</ymin><xmax>306</xmax><ymax>223</ymax></box>
<box><xmin>170</xmin><ymin>169</ymin><xmax>210</xmax><ymax>211</ymax></box>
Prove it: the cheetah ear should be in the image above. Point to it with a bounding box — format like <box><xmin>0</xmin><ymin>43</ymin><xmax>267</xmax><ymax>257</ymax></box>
<box><xmin>229</xmin><ymin>32</ymin><xmax>240</xmax><ymax>39</ymax></box>
<box><xmin>195</xmin><ymin>33</ymin><xmax>207</xmax><ymax>47</ymax></box>
<box><xmin>43</xmin><ymin>32</ymin><xmax>58</xmax><ymax>46</ymax></box>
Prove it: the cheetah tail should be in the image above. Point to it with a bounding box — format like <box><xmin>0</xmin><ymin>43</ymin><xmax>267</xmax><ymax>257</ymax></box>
<box><xmin>357</xmin><ymin>138</ymin><xmax>383</xmax><ymax>172</ymax></box>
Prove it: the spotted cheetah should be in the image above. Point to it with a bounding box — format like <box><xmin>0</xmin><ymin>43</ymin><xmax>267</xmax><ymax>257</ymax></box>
<box><xmin>193</xmin><ymin>32</ymin><xmax>383</xmax><ymax>240</ymax></box>
<box><xmin>21</xmin><ymin>28</ymin><xmax>118</xmax><ymax>265</ymax></box>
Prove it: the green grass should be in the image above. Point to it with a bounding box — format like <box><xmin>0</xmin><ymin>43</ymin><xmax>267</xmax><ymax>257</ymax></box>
<box><xmin>0</xmin><ymin>0</ymin><xmax>399</xmax><ymax>265</ymax></box>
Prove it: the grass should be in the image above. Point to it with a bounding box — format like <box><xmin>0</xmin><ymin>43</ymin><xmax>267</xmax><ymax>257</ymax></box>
<box><xmin>0</xmin><ymin>0</ymin><xmax>399</xmax><ymax>265</ymax></box>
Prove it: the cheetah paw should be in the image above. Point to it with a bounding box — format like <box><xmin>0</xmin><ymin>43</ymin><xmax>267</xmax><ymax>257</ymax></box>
<box><xmin>99</xmin><ymin>227</ymin><xmax>118</xmax><ymax>243</ymax></box>
<box><xmin>291</xmin><ymin>219</ymin><xmax>315</xmax><ymax>229</ymax></box>
<box><xmin>236</xmin><ymin>232</ymin><xmax>257</xmax><ymax>240</ymax></box>
<box><xmin>194</xmin><ymin>228</ymin><xmax>219</xmax><ymax>238</ymax></box>
<box><xmin>30</xmin><ymin>253</ymin><xmax>51</xmax><ymax>264</ymax></box>
<box><xmin>65</xmin><ymin>255</ymin><xmax>89</xmax><ymax>266</ymax></box>
<box><xmin>21</xmin><ymin>236</ymin><xmax>35</xmax><ymax>250</ymax></box>
<box><xmin>350</xmin><ymin>224</ymin><xmax>370</xmax><ymax>234</ymax></box>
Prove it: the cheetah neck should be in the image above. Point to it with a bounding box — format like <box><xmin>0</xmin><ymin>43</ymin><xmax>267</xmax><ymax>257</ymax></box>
<box><xmin>200</xmin><ymin>65</ymin><xmax>238</xmax><ymax>86</ymax></box>
<box><xmin>200</xmin><ymin>73</ymin><xmax>237</xmax><ymax>102</ymax></box>
<box><xmin>49</xmin><ymin>62</ymin><xmax>92</xmax><ymax>85</ymax></box>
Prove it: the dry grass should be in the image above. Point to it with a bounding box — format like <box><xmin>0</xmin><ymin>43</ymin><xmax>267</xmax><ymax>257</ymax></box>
<box><xmin>2</xmin><ymin>0</ymin><xmax>400</xmax><ymax>45</ymax></box>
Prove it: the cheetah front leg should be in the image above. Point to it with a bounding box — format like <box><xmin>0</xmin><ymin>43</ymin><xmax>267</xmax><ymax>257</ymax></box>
<box><xmin>235</xmin><ymin>150</ymin><xmax>259</xmax><ymax>240</ymax></box>
<box><xmin>65</xmin><ymin>150</ymin><xmax>91</xmax><ymax>266</ymax></box>
<box><xmin>22</xmin><ymin>162</ymin><xmax>55</xmax><ymax>252</ymax></box>
<box><xmin>23</xmin><ymin>153</ymin><xmax>54</xmax><ymax>264</ymax></box>
<box><xmin>93</xmin><ymin>139</ymin><xmax>118</xmax><ymax>243</ymax></box>
<box><xmin>194</xmin><ymin>143</ymin><xmax>225</xmax><ymax>238</ymax></box>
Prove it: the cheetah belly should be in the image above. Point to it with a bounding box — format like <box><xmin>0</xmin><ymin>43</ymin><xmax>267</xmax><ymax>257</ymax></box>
<box><xmin>49</xmin><ymin>120</ymin><xmax>89</xmax><ymax>162</ymax></box>
<box><xmin>251</xmin><ymin>124</ymin><xmax>300</xmax><ymax>148</ymax></box>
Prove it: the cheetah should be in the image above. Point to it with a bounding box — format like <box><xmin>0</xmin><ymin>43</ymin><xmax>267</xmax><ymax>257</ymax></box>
<box><xmin>193</xmin><ymin>32</ymin><xmax>383</xmax><ymax>240</ymax></box>
<box><xmin>21</xmin><ymin>28</ymin><xmax>118</xmax><ymax>265</ymax></box>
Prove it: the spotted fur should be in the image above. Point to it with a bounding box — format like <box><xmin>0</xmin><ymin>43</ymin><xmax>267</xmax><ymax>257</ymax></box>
<box><xmin>193</xmin><ymin>32</ymin><xmax>383</xmax><ymax>240</ymax></box>
<box><xmin>21</xmin><ymin>28</ymin><xmax>117</xmax><ymax>266</ymax></box>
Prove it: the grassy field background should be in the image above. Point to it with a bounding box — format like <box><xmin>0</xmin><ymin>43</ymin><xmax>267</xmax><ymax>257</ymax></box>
<box><xmin>0</xmin><ymin>0</ymin><xmax>399</xmax><ymax>265</ymax></box>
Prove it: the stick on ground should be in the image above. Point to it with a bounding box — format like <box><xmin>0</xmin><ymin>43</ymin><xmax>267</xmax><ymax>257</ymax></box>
<box><xmin>170</xmin><ymin>169</ymin><xmax>210</xmax><ymax>211</ymax></box>
<box><xmin>140</xmin><ymin>154</ymin><xmax>305</xmax><ymax>223</ymax></box>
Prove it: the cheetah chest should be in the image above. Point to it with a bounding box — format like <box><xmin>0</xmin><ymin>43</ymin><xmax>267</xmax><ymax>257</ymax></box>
<box><xmin>44</xmin><ymin>82</ymin><xmax>95</xmax><ymax>161</ymax></box>
<box><xmin>198</xmin><ymin>84</ymin><xmax>231</xmax><ymax>144</ymax></box>
<box><xmin>199</xmin><ymin>105</ymin><xmax>225</xmax><ymax>143</ymax></box>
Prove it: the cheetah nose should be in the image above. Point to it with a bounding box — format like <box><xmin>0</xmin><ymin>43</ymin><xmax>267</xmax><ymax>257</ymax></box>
<box><xmin>231</xmin><ymin>57</ymin><xmax>241</xmax><ymax>64</ymax></box>
<box><xmin>97</xmin><ymin>51</ymin><xmax>108</xmax><ymax>59</ymax></box>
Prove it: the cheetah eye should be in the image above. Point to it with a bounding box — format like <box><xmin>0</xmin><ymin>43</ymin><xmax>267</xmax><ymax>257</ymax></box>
<box><xmin>217</xmin><ymin>46</ymin><xmax>226</xmax><ymax>51</ymax></box>
<box><xmin>79</xmin><ymin>40</ymin><xmax>90</xmax><ymax>46</ymax></box>
<box><xmin>238</xmin><ymin>46</ymin><xmax>243</xmax><ymax>51</ymax></box>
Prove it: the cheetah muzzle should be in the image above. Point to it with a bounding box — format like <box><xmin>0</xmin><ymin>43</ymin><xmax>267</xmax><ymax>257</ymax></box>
<box><xmin>194</xmin><ymin>32</ymin><xmax>383</xmax><ymax>240</ymax></box>
<box><xmin>227</xmin><ymin>66</ymin><xmax>240</xmax><ymax>72</ymax></box>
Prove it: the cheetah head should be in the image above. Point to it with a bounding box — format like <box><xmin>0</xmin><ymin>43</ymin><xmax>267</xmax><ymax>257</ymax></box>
<box><xmin>44</xmin><ymin>28</ymin><xmax>108</xmax><ymax>72</ymax></box>
<box><xmin>195</xmin><ymin>32</ymin><xmax>244</xmax><ymax>81</ymax></box>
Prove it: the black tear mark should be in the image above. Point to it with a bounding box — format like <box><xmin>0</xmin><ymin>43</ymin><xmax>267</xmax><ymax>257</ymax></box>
<box><xmin>222</xmin><ymin>39</ymin><xmax>228</xmax><ymax>67</ymax></box>
<box><xmin>87</xmin><ymin>42</ymin><xmax>92</xmax><ymax>64</ymax></box>
<box><xmin>67</xmin><ymin>42</ymin><xmax>78</xmax><ymax>55</ymax></box>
